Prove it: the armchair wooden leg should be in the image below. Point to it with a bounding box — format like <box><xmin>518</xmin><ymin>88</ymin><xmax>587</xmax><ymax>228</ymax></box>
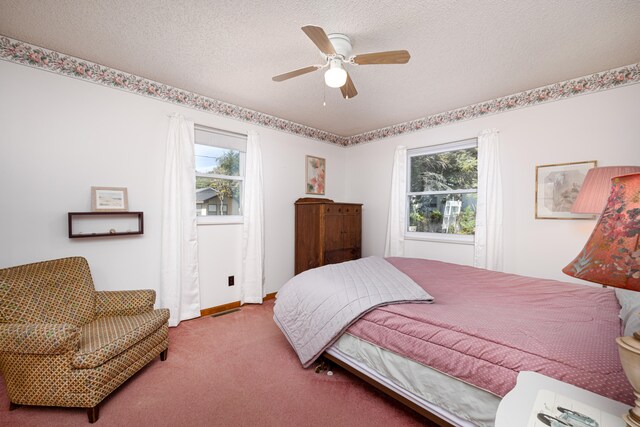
<box><xmin>9</xmin><ymin>402</ymin><xmax>21</xmax><ymax>411</ymax></box>
<box><xmin>87</xmin><ymin>405</ymin><xmax>99</xmax><ymax>423</ymax></box>
<box><xmin>160</xmin><ymin>348</ymin><xmax>168</xmax><ymax>361</ymax></box>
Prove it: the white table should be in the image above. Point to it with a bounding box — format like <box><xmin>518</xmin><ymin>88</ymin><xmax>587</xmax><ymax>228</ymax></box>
<box><xmin>495</xmin><ymin>371</ymin><xmax>631</xmax><ymax>427</ymax></box>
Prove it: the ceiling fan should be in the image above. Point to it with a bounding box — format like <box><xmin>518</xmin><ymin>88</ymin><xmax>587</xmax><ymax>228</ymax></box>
<box><xmin>272</xmin><ymin>25</ymin><xmax>411</xmax><ymax>100</ymax></box>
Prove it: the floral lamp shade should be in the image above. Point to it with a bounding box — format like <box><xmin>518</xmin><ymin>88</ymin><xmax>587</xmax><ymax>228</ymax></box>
<box><xmin>563</xmin><ymin>173</ymin><xmax>640</xmax><ymax>290</ymax></box>
<box><xmin>571</xmin><ymin>166</ymin><xmax>640</xmax><ymax>214</ymax></box>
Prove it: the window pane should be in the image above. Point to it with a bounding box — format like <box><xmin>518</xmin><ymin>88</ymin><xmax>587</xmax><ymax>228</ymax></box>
<box><xmin>195</xmin><ymin>144</ymin><xmax>240</xmax><ymax>176</ymax></box>
<box><xmin>410</xmin><ymin>147</ymin><xmax>478</xmax><ymax>192</ymax></box>
<box><xmin>195</xmin><ymin>178</ymin><xmax>241</xmax><ymax>216</ymax></box>
<box><xmin>408</xmin><ymin>193</ymin><xmax>477</xmax><ymax>235</ymax></box>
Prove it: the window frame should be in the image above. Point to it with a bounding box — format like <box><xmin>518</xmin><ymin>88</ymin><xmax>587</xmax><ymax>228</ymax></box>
<box><xmin>194</xmin><ymin>125</ymin><xmax>247</xmax><ymax>225</ymax></box>
<box><xmin>405</xmin><ymin>138</ymin><xmax>478</xmax><ymax>244</ymax></box>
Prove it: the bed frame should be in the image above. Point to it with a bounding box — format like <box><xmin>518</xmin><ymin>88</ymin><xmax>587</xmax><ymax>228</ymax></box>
<box><xmin>320</xmin><ymin>352</ymin><xmax>455</xmax><ymax>427</ymax></box>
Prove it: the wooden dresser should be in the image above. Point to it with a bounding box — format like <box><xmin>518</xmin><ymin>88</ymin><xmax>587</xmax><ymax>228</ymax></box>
<box><xmin>294</xmin><ymin>198</ymin><xmax>362</xmax><ymax>275</ymax></box>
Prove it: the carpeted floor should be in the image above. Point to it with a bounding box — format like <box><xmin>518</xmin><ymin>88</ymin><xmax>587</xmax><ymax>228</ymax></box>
<box><xmin>0</xmin><ymin>300</ymin><xmax>431</xmax><ymax>426</ymax></box>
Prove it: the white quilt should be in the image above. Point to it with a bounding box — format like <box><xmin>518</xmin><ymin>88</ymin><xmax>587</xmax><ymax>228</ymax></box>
<box><xmin>273</xmin><ymin>256</ymin><xmax>433</xmax><ymax>367</ymax></box>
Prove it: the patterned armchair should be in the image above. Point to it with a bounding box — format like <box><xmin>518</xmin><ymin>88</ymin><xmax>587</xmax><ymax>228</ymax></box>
<box><xmin>0</xmin><ymin>257</ymin><xmax>170</xmax><ymax>423</ymax></box>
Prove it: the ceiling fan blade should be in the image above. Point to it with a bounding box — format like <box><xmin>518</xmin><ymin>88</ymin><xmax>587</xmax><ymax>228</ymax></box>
<box><xmin>352</xmin><ymin>50</ymin><xmax>411</xmax><ymax>65</ymax></box>
<box><xmin>340</xmin><ymin>73</ymin><xmax>358</xmax><ymax>99</ymax></box>
<box><xmin>272</xmin><ymin>65</ymin><xmax>321</xmax><ymax>82</ymax></box>
<box><xmin>301</xmin><ymin>25</ymin><xmax>336</xmax><ymax>56</ymax></box>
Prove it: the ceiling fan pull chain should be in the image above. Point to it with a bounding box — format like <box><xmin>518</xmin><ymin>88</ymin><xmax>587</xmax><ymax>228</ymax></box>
<box><xmin>323</xmin><ymin>80</ymin><xmax>326</xmax><ymax>107</ymax></box>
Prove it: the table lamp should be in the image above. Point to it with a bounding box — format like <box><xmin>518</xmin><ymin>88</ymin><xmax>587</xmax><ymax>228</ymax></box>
<box><xmin>563</xmin><ymin>171</ymin><xmax>640</xmax><ymax>426</ymax></box>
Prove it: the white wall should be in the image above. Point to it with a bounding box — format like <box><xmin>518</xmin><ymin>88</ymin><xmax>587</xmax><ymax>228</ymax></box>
<box><xmin>345</xmin><ymin>83</ymin><xmax>640</xmax><ymax>282</ymax></box>
<box><xmin>0</xmin><ymin>60</ymin><xmax>346</xmax><ymax>309</ymax></box>
<box><xmin>2</xmin><ymin>58</ymin><xmax>638</xmax><ymax>305</ymax></box>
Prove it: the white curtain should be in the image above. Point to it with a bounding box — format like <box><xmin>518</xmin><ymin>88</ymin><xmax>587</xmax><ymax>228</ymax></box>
<box><xmin>474</xmin><ymin>129</ymin><xmax>504</xmax><ymax>271</ymax></box>
<box><xmin>160</xmin><ymin>114</ymin><xmax>201</xmax><ymax>327</ymax></box>
<box><xmin>384</xmin><ymin>145</ymin><xmax>407</xmax><ymax>257</ymax></box>
<box><xmin>241</xmin><ymin>131</ymin><xmax>264</xmax><ymax>304</ymax></box>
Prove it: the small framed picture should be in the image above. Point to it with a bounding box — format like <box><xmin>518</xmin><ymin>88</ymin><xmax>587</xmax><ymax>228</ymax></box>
<box><xmin>535</xmin><ymin>161</ymin><xmax>596</xmax><ymax>219</ymax></box>
<box><xmin>305</xmin><ymin>155</ymin><xmax>326</xmax><ymax>195</ymax></box>
<box><xmin>91</xmin><ymin>187</ymin><xmax>129</xmax><ymax>212</ymax></box>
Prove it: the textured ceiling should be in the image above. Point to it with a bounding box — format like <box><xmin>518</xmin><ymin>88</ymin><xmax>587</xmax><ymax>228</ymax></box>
<box><xmin>1</xmin><ymin>0</ymin><xmax>640</xmax><ymax>137</ymax></box>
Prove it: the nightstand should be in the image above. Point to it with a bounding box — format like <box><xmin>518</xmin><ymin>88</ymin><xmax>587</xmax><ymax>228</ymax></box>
<box><xmin>495</xmin><ymin>371</ymin><xmax>631</xmax><ymax>427</ymax></box>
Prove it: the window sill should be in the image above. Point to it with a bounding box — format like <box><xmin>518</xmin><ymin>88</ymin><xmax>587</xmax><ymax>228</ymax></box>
<box><xmin>197</xmin><ymin>215</ymin><xmax>243</xmax><ymax>225</ymax></box>
<box><xmin>404</xmin><ymin>232</ymin><xmax>474</xmax><ymax>245</ymax></box>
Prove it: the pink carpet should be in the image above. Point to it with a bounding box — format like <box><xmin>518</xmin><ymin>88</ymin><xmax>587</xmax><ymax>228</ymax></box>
<box><xmin>0</xmin><ymin>300</ymin><xmax>429</xmax><ymax>426</ymax></box>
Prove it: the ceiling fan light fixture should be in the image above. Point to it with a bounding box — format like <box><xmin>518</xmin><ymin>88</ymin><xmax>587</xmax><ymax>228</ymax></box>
<box><xmin>324</xmin><ymin>59</ymin><xmax>347</xmax><ymax>88</ymax></box>
<box><xmin>272</xmin><ymin>26</ymin><xmax>409</xmax><ymax>99</ymax></box>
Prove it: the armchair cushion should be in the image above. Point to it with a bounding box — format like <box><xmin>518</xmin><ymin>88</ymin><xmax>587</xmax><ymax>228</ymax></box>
<box><xmin>95</xmin><ymin>290</ymin><xmax>156</xmax><ymax>318</ymax></box>
<box><xmin>73</xmin><ymin>308</ymin><xmax>170</xmax><ymax>369</ymax></box>
<box><xmin>0</xmin><ymin>257</ymin><xmax>95</xmax><ymax>326</ymax></box>
<box><xmin>0</xmin><ymin>323</ymin><xmax>79</xmax><ymax>355</ymax></box>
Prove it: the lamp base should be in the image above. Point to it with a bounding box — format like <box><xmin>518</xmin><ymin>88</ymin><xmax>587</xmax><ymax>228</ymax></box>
<box><xmin>618</xmin><ymin>335</ymin><xmax>640</xmax><ymax>426</ymax></box>
<box><xmin>624</xmin><ymin>413</ymin><xmax>640</xmax><ymax>427</ymax></box>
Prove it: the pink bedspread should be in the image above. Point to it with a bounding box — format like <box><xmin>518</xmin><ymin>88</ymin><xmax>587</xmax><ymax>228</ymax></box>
<box><xmin>346</xmin><ymin>257</ymin><xmax>633</xmax><ymax>404</ymax></box>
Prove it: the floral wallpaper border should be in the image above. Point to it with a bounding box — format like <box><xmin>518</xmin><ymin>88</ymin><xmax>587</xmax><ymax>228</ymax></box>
<box><xmin>0</xmin><ymin>36</ymin><xmax>348</xmax><ymax>146</ymax></box>
<box><xmin>1</xmin><ymin>35</ymin><xmax>638</xmax><ymax>147</ymax></box>
<box><xmin>348</xmin><ymin>62</ymin><xmax>640</xmax><ymax>146</ymax></box>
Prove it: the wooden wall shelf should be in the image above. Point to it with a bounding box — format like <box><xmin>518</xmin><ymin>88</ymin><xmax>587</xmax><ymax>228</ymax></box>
<box><xmin>68</xmin><ymin>212</ymin><xmax>144</xmax><ymax>238</ymax></box>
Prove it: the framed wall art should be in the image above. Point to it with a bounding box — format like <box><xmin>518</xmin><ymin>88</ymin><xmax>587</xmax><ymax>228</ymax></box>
<box><xmin>535</xmin><ymin>160</ymin><xmax>597</xmax><ymax>219</ymax></box>
<box><xmin>91</xmin><ymin>187</ymin><xmax>129</xmax><ymax>212</ymax></box>
<box><xmin>305</xmin><ymin>155</ymin><xmax>326</xmax><ymax>195</ymax></box>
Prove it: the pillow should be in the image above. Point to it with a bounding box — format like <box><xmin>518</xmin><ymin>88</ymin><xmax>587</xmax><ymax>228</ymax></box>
<box><xmin>616</xmin><ymin>288</ymin><xmax>640</xmax><ymax>337</ymax></box>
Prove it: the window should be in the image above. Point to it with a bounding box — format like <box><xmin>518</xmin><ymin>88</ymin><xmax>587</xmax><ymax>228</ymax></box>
<box><xmin>407</xmin><ymin>139</ymin><xmax>478</xmax><ymax>242</ymax></box>
<box><xmin>194</xmin><ymin>126</ymin><xmax>246</xmax><ymax>224</ymax></box>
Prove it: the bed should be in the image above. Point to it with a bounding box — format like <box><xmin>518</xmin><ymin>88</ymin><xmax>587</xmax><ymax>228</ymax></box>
<box><xmin>273</xmin><ymin>256</ymin><xmax>633</xmax><ymax>426</ymax></box>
